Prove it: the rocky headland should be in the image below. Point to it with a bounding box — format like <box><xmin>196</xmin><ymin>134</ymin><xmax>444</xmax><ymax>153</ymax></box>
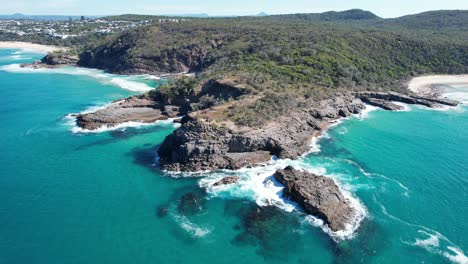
<box><xmin>21</xmin><ymin>53</ymin><xmax>79</xmax><ymax>69</ymax></box>
<box><xmin>73</xmin><ymin>79</ymin><xmax>460</xmax><ymax>172</ymax></box>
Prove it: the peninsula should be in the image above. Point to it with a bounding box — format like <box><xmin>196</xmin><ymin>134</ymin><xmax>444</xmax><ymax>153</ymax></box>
<box><xmin>5</xmin><ymin>9</ymin><xmax>468</xmax><ymax>234</ymax></box>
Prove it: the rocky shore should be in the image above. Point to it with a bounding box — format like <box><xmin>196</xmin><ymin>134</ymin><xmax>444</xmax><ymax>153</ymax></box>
<box><xmin>157</xmin><ymin>94</ymin><xmax>366</xmax><ymax>171</ymax></box>
<box><xmin>73</xmin><ymin>87</ymin><xmax>460</xmax><ymax>171</ymax></box>
<box><xmin>274</xmin><ymin>166</ymin><xmax>355</xmax><ymax>232</ymax></box>
<box><xmin>70</xmin><ymin>79</ymin><xmax>460</xmax><ymax>235</ymax></box>
<box><xmin>75</xmin><ymin>96</ymin><xmax>181</xmax><ymax>130</ymax></box>
<box><xmin>20</xmin><ymin>53</ymin><xmax>79</xmax><ymax>69</ymax></box>
<box><xmin>156</xmin><ymin>91</ymin><xmax>458</xmax><ymax>172</ymax></box>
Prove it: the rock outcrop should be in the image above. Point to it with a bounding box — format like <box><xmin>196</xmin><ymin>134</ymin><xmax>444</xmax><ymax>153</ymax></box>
<box><xmin>75</xmin><ymin>78</ymin><xmax>247</xmax><ymax>130</ymax></box>
<box><xmin>157</xmin><ymin>94</ymin><xmax>366</xmax><ymax>171</ymax></box>
<box><xmin>212</xmin><ymin>176</ymin><xmax>240</xmax><ymax>186</ymax></box>
<box><xmin>21</xmin><ymin>53</ymin><xmax>79</xmax><ymax>69</ymax></box>
<box><xmin>75</xmin><ymin>96</ymin><xmax>181</xmax><ymax>130</ymax></box>
<box><xmin>274</xmin><ymin>166</ymin><xmax>355</xmax><ymax>232</ymax></box>
<box><xmin>356</xmin><ymin>91</ymin><xmax>459</xmax><ymax>108</ymax></box>
<box><xmin>40</xmin><ymin>53</ymin><xmax>79</xmax><ymax>66</ymax></box>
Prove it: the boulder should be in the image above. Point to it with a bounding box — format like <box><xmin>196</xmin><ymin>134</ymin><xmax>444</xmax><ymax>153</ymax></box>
<box><xmin>273</xmin><ymin>166</ymin><xmax>355</xmax><ymax>232</ymax></box>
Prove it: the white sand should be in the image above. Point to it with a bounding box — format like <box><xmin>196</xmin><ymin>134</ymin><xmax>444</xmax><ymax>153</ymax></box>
<box><xmin>0</xmin><ymin>41</ymin><xmax>68</xmax><ymax>53</ymax></box>
<box><xmin>408</xmin><ymin>75</ymin><xmax>468</xmax><ymax>94</ymax></box>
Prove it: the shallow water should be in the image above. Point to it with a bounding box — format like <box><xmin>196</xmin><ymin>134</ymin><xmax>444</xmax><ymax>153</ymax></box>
<box><xmin>0</xmin><ymin>49</ymin><xmax>466</xmax><ymax>264</ymax></box>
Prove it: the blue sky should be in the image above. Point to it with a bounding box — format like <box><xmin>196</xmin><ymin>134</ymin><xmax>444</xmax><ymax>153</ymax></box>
<box><xmin>1</xmin><ymin>0</ymin><xmax>468</xmax><ymax>18</ymax></box>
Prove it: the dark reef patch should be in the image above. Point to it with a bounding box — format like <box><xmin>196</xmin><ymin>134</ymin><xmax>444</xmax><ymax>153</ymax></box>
<box><xmin>177</xmin><ymin>190</ymin><xmax>207</xmax><ymax>217</ymax></box>
<box><xmin>330</xmin><ymin>219</ymin><xmax>386</xmax><ymax>264</ymax></box>
<box><xmin>232</xmin><ymin>204</ymin><xmax>302</xmax><ymax>260</ymax></box>
<box><xmin>156</xmin><ymin>205</ymin><xmax>169</xmax><ymax>218</ymax></box>
<box><xmin>127</xmin><ymin>144</ymin><xmax>161</xmax><ymax>168</ymax></box>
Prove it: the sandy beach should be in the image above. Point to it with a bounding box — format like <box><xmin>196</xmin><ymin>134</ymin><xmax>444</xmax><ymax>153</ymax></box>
<box><xmin>408</xmin><ymin>75</ymin><xmax>468</xmax><ymax>94</ymax></box>
<box><xmin>0</xmin><ymin>41</ymin><xmax>68</xmax><ymax>53</ymax></box>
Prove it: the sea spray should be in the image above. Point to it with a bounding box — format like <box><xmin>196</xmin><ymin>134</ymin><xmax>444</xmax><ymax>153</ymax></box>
<box><xmin>198</xmin><ymin>156</ymin><xmax>366</xmax><ymax>241</ymax></box>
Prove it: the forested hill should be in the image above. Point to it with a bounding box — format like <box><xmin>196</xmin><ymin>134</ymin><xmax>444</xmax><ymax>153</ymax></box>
<box><xmin>381</xmin><ymin>10</ymin><xmax>468</xmax><ymax>31</ymax></box>
<box><xmin>74</xmin><ymin>9</ymin><xmax>468</xmax><ymax>94</ymax></box>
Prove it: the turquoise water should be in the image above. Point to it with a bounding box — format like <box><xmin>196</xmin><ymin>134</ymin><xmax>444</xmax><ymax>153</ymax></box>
<box><xmin>0</xmin><ymin>49</ymin><xmax>467</xmax><ymax>264</ymax></box>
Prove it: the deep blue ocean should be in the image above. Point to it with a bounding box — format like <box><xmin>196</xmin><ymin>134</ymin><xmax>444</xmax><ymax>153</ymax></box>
<box><xmin>0</xmin><ymin>48</ymin><xmax>467</xmax><ymax>264</ymax></box>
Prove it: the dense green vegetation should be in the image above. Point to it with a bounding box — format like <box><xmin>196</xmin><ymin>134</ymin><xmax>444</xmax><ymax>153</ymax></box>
<box><xmin>77</xmin><ymin>9</ymin><xmax>468</xmax><ymax>126</ymax></box>
<box><xmin>3</xmin><ymin>9</ymin><xmax>468</xmax><ymax>126</ymax></box>
<box><xmin>77</xmin><ymin>10</ymin><xmax>468</xmax><ymax>93</ymax></box>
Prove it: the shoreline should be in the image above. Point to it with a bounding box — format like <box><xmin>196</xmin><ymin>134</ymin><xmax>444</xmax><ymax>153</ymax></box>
<box><xmin>0</xmin><ymin>41</ymin><xmax>68</xmax><ymax>53</ymax></box>
<box><xmin>407</xmin><ymin>75</ymin><xmax>468</xmax><ymax>95</ymax></box>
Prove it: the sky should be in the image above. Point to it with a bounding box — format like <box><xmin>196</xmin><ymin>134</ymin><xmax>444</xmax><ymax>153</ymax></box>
<box><xmin>1</xmin><ymin>0</ymin><xmax>468</xmax><ymax>18</ymax></box>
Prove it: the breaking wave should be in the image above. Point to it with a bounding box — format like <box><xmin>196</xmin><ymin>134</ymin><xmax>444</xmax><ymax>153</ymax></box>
<box><xmin>198</xmin><ymin>156</ymin><xmax>366</xmax><ymax>241</ymax></box>
<box><xmin>376</xmin><ymin>198</ymin><xmax>467</xmax><ymax>264</ymax></box>
<box><xmin>63</xmin><ymin>102</ymin><xmax>179</xmax><ymax>133</ymax></box>
<box><xmin>172</xmin><ymin>214</ymin><xmax>211</xmax><ymax>238</ymax></box>
<box><xmin>0</xmin><ymin>63</ymin><xmax>156</xmax><ymax>92</ymax></box>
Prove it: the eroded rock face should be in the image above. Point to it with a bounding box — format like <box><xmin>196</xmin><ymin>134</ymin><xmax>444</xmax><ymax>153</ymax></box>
<box><xmin>40</xmin><ymin>54</ymin><xmax>79</xmax><ymax>66</ymax></box>
<box><xmin>75</xmin><ymin>78</ymin><xmax>248</xmax><ymax>131</ymax></box>
<box><xmin>157</xmin><ymin>120</ymin><xmax>266</xmax><ymax>171</ymax></box>
<box><xmin>21</xmin><ymin>54</ymin><xmax>79</xmax><ymax>69</ymax></box>
<box><xmin>158</xmin><ymin>95</ymin><xmax>366</xmax><ymax>172</ymax></box>
<box><xmin>356</xmin><ymin>91</ymin><xmax>459</xmax><ymax>108</ymax></box>
<box><xmin>273</xmin><ymin>166</ymin><xmax>355</xmax><ymax>232</ymax></box>
<box><xmin>75</xmin><ymin>96</ymin><xmax>179</xmax><ymax>130</ymax></box>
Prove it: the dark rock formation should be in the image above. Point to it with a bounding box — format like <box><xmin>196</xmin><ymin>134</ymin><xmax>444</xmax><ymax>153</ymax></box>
<box><xmin>75</xmin><ymin>96</ymin><xmax>180</xmax><ymax>130</ymax></box>
<box><xmin>40</xmin><ymin>53</ymin><xmax>79</xmax><ymax>66</ymax></box>
<box><xmin>75</xmin><ymin>78</ymin><xmax>247</xmax><ymax>130</ymax></box>
<box><xmin>356</xmin><ymin>91</ymin><xmax>459</xmax><ymax>108</ymax></box>
<box><xmin>362</xmin><ymin>98</ymin><xmax>403</xmax><ymax>111</ymax></box>
<box><xmin>274</xmin><ymin>166</ymin><xmax>355</xmax><ymax>232</ymax></box>
<box><xmin>156</xmin><ymin>205</ymin><xmax>169</xmax><ymax>218</ymax></box>
<box><xmin>177</xmin><ymin>191</ymin><xmax>205</xmax><ymax>216</ymax></box>
<box><xmin>21</xmin><ymin>53</ymin><xmax>79</xmax><ymax>69</ymax></box>
<box><xmin>212</xmin><ymin>176</ymin><xmax>240</xmax><ymax>187</ymax></box>
<box><xmin>233</xmin><ymin>204</ymin><xmax>300</xmax><ymax>258</ymax></box>
<box><xmin>74</xmin><ymin>86</ymin><xmax>460</xmax><ymax>170</ymax></box>
<box><xmin>157</xmin><ymin>95</ymin><xmax>366</xmax><ymax>171</ymax></box>
<box><xmin>77</xmin><ymin>33</ymin><xmax>224</xmax><ymax>74</ymax></box>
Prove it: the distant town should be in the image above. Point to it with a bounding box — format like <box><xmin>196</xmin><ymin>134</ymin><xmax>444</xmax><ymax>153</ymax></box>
<box><xmin>0</xmin><ymin>16</ymin><xmax>184</xmax><ymax>40</ymax></box>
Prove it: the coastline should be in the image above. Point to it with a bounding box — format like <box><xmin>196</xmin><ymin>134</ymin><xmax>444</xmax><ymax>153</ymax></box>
<box><xmin>408</xmin><ymin>75</ymin><xmax>468</xmax><ymax>94</ymax></box>
<box><xmin>0</xmin><ymin>41</ymin><xmax>68</xmax><ymax>53</ymax></box>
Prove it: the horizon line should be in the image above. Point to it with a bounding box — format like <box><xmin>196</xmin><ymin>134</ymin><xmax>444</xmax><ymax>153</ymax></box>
<box><xmin>1</xmin><ymin>8</ymin><xmax>467</xmax><ymax>19</ymax></box>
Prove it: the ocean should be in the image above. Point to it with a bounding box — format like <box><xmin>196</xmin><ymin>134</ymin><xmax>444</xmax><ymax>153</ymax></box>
<box><xmin>0</xmin><ymin>48</ymin><xmax>466</xmax><ymax>264</ymax></box>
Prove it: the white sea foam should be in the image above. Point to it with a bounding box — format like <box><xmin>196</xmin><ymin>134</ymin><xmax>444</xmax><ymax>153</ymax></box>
<box><xmin>172</xmin><ymin>214</ymin><xmax>211</xmax><ymax>238</ymax></box>
<box><xmin>338</xmin><ymin>158</ymin><xmax>410</xmax><ymax>195</ymax></box>
<box><xmin>63</xmin><ymin>102</ymin><xmax>179</xmax><ymax>133</ymax></box>
<box><xmin>305</xmin><ymin>185</ymin><xmax>367</xmax><ymax>241</ymax></box>
<box><xmin>358</xmin><ymin>104</ymin><xmax>379</xmax><ymax>119</ymax></box>
<box><xmin>337</xmin><ymin>126</ymin><xmax>349</xmax><ymax>135</ymax></box>
<box><xmin>444</xmin><ymin>92</ymin><xmax>468</xmax><ymax>105</ymax></box>
<box><xmin>377</xmin><ymin>199</ymin><xmax>468</xmax><ymax>264</ymax></box>
<box><xmin>70</xmin><ymin>118</ymin><xmax>178</xmax><ymax>134</ymax></box>
<box><xmin>0</xmin><ymin>63</ymin><xmax>156</xmax><ymax>92</ymax></box>
<box><xmin>0</xmin><ymin>55</ymin><xmax>33</xmax><ymax>61</ymax></box>
<box><xmin>198</xmin><ymin>157</ymin><xmax>366</xmax><ymax>241</ymax></box>
<box><xmin>446</xmin><ymin>247</ymin><xmax>468</xmax><ymax>264</ymax></box>
<box><xmin>303</xmin><ymin>136</ymin><xmax>323</xmax><ymax>155</ymax></box>
<box><xmin>414</xmin><ymin>230</ymin><xmax>440</xmax><ymax>247</ymax></box>
<box><xmin>392</xmin><ymin>101</ymin><xmax>412</xmax><ymax>112</ymax></box>
<box><xmin>412</xmin><ymin>231</ymin><xmax>468</xmax><ymax>264</ymax></box>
